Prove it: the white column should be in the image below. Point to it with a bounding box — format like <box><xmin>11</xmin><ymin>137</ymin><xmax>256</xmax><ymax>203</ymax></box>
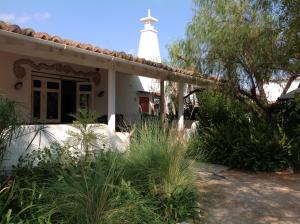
<box><xmin>108</xmin><ymin>69</ymin><xmax>116</xmax><ymax>132</ymax></box>
<box><xmin>178</xmin><ymin>82</ymin><xmax>184</xmax><ymax>130</ymax></box>
<box><xmin>160</xmin><ymin>80</ymin><xmax>165</xmax><ymax>121</ymax></box>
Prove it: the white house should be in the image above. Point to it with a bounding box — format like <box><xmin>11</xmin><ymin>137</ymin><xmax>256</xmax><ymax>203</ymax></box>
<box><xmin>0</xmin><ymin>15</ymin><xmax>215</xmax><ymax>170</ymax></box>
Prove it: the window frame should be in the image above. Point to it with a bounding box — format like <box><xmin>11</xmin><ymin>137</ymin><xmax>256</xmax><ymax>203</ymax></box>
<box><xmin>76</xmin><ymin>82</ymin><xmax>95</xmax><ymax>112</ymax></box>
<box><xmin>32</xmin><ymin>76</ymin><xmax>61</xmax><ymax>123</ymax></box>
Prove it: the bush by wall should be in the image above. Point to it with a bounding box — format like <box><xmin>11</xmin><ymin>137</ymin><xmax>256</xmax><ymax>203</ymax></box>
<box><xmin>189</xmin><ymin>90</ymin><xmax>298</xmax><ymax>172</ymax></box>
<box><xmin>0</xmin><ymin>121</ymin><xmax>200</xmax><ymax>223</ymax></box>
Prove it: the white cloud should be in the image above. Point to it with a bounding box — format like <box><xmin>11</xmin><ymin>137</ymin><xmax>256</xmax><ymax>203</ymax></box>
<box><xmin>0</xmin><ymin>13</ymin><xmax>15</xmax><ymax>22</ymax></box>
<box><xmin>126</xmin><ymin>49</ymin><xmax>136</xmax><ymax>55</ymax></box>
<box><xmin>34</xmin><ymin>12</ymin><xmax>51</xmax><ymax>21</ymax></box>
<box><xmin>0</xmin><ymin>12</ymin><xmax>51</xmax><ymax>24</ymax></box>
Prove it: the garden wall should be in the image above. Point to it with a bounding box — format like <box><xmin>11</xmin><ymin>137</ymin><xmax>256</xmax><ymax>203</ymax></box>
<box><xmin>1</xmin><ymin>124</ymin><xmax>130</xmax><ymax>171</ymax></box>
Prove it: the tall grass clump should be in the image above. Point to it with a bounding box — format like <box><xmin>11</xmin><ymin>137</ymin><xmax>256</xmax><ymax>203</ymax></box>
<box><xmin>1</xmin><ymin>110</ymin><xmax>200</xmax><ymax>223</ymax></box>
<box><xmin>53</xmin><ymin>152</ymin><xmax>162</xmax><ymax>224</ymax></box>
<box><xmin>3</xmin><ymin>148</ymin><xmax>163</xmax><ymax>223</ymax></box>
<box><xmin>124</xmin><ymin>122</ymin><xmax>199</xmax><ymax>222</ymax></box>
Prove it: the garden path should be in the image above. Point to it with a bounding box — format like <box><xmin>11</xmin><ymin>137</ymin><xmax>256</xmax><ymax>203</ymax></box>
<box><xmin>195</xmin><ymin>163</ymin><xmax>300</xmax><ymax>224</ymax></box>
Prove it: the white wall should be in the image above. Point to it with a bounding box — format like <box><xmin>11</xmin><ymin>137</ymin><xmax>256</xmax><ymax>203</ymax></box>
<box><xmin>1</xmin><ymin>124</ymin><xmax>130</xmax><ymax>171</ymax></box>
<box><xmin>116</xmin><ymin>72</ymin><xmax>143</xmax><ymax>124</ymax></box>
<box><xmin>264</xmin><ymin>80</ymin><xmax>300</xmax><ymax>102</ymax></box>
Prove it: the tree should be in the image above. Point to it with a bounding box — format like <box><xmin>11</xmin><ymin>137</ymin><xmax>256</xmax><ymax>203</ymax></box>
<box><xmin>169</xmin><ymin>0</ymin><xmax>299</xmax><ymax>117</ymax></box>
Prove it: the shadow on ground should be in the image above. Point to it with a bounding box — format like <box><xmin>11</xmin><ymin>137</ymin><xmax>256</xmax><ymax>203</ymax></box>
<box><xmin>194</xmin><ymin>163</ymin><xmax>300</xmax><ymax>224</ymax></box>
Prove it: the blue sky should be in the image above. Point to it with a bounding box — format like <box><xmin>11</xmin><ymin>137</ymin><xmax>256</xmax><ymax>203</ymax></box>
<box><xmin>0</xmin><ymin>0</ymin><xmax>194</xmax><ymax>60</ymax></box>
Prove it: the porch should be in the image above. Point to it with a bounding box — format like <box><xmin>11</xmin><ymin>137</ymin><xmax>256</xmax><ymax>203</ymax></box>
<box><xmin>0</xmin><ymin>25</ymin><xmax>215</xmax><ymax>170</ymax></box>
<box><xmin>0</xmin><ymin>27</ymin><xmax>214</xmax><ymax>131</ymax></box>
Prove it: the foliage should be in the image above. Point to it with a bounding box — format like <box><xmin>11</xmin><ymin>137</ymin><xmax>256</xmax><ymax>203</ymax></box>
<box><xmin>0</xmin><ymin>177</ymin><xmax>57</xmax><ymax>223</ymax></box>
<box><xmin>277</xmin><ymin>94</ymin><xmax>300</xmax><ymax>171</ymax></box>
<box><xmin>168</xmin><ymin>0</ymin><xmax>299</xmax><ymax>172</ymax></box>
<box><xmin>169</xmin><ymin>0</ymin><xmax>299</xmax><ymax>115</ymax></box>
<box><xmin>16</xmin><ymin>142</ymin><xmax>77</xmax><ymax>181</ymax></box>
<box><xmin>189</xmin><ymin>90</ymin><xmax>292</xmax><ymax>171</ymax></box>
<box><xmin>53</xmin><ymin>152</ymin><xmax>162</xmax><ymax>224</ymax></box>
<box><xmin>0</xmin><ymin>97</ymin><xmax>20</xmax><ymax>166</ymax></box>
<box><xmin>66</xmin><ymin>109</ymin><xmax>108</xmax><ymax>162</ymax></box>
<box><xmin>0</xmin><ymin>120</ymin><xmax>199</xmax><ymax>223</ymax></box>
<box><xmin>124</xmin><ymin>122</ymin><xmax>199</xmax><ymax>222</ymax></box>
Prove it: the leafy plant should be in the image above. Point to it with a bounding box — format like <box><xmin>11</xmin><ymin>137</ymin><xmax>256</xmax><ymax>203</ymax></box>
<box><xmin>66</xmin><ymin>109</ymin><xmax>108</xmax><ymax>162</ymax></box>
<box><xmin>278</xmin><ymin>94</ymin><xmax>300</xmax><ymax>171</ymax></box>
<box><xmin>189</xmin><ymin>90</ymin><xmax>292</xmax><ymax>171</ymax></box>
<box><xmin>0</xmin><ymin>97</ymin><xmax>20</xmax><ymax>167</ymax></box>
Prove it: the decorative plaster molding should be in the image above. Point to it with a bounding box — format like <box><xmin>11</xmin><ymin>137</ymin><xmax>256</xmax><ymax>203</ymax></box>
<box><xmin>13</xmin><ymin>59</ymin><xmax>101</xmax><ymax>84</ymax></box>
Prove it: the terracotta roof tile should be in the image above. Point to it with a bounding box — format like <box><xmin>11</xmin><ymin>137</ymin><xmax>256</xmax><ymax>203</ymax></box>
<box><xmin>50</xmin><ymin>35</ymin><xmax>63</xmax><ymax>43</ymax></box>
<box><xmin>0</xmin><ymin>20</ymin><xmax>219</xmax><ymax>81</ymax></box>
<box><xmin>34</xmin><ymin>32</ymin><xmax>50</xmax><ymax>40</ymax></box>
<box><xmin>8</xmin><ymin>24</ymin><xmax>22</xmax><ymax>34</ymax></box>
<box><xmin>22</xmin><ymin>28</ymin><xmax>35</xmax><ymax>36</ymax></box>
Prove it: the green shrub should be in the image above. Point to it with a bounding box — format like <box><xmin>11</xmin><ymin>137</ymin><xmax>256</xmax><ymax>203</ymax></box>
<box><xmin>190</xmin><ymin>90</ymin><xmax>292</xmax><ymax>171</ymax></box>
<box><xmin>278</xmin><ymin>94</ymin><xmax>300</xmax><ymax>171</ymax></box>
<box><xmin>192</xmin><ymin>123</ymin><xmax>290</xmax><ymax>171</ymax></box>
<box><xmin>1</xmin><ymin>118</ymin><xmax>200</xmax><ymax>223</ymax></box>
<box><xmin>0</xmin><ymin>97</ymin><xmax>20</xmax><ymax>166</ymax></box>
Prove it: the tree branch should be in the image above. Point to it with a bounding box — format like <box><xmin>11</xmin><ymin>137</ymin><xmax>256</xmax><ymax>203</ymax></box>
<box><xmin>281</xmin><ymin>73</ymin><xmax>300</xmax><ymax>95</ymax></box>
<box><xmin>238</xmin><ymin>56</ymin><xmax>257</xmax><ymax>97</ymax></box>
<box><xmin>184</xmin><ymin>88</ymin><xmax>202</xmax><ymax>99</ymax></box>
<box><xmin>237</xmin><ymin>86</ymin><xmax>268</xmax><ymax>113</ymax></box>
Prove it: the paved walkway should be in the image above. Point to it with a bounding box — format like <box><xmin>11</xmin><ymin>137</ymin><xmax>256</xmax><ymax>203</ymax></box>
<box><xmin>194</xmin><ymin>163</ymin><xmax>300</xmax><ymax>224</ymax></box>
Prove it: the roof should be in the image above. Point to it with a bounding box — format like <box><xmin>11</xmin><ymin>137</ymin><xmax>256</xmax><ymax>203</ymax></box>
<box><xmin>0</xmin><ymin>20</ymin><xmax>217</xmax><ymax>82</ymax></box>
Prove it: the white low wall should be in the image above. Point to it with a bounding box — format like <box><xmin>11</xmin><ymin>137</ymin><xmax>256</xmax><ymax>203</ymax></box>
<box><xmin>1</xmin><ymin>124</ymin><xmax>130</xmax><ymax>171</ymax></box>
<box><xmin>1</xmin><ymin>121</ymin><xmax>198</xmax><ymax>171</ymax></box>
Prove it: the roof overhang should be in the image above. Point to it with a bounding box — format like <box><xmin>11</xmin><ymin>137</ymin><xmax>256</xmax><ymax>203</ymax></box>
<box><xmin>0</xmin><ymin>29</ymin><xmax>215</xmax><ymax>86</ymax></box>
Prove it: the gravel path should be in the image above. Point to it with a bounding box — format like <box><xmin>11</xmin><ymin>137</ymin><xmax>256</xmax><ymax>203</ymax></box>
<box><xmin>194</xmin><ymin>163</ymin><xmax>300</xmax><ymax>224</ymax></box>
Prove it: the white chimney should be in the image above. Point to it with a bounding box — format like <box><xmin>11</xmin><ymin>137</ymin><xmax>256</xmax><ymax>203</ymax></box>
<box><xmin>138</xmin><ymin>9</ymin><xmax>161</xmax><ymax>63</ymax></box>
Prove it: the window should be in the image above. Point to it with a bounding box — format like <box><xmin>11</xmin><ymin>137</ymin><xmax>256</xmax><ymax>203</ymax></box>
<box><xmin>32</xmin><ymin>77</ymin><xmax>61</xmax><ymax>123</ymax></box>
<box><xmin>76</xmin><ymin>82</ymin><xmax>94</xmax><ymax>111</ymax></box>
<box><xmin>32</xmin><ymin>76</ymin><xmax>94</xmax><ymax>123</ymax></box>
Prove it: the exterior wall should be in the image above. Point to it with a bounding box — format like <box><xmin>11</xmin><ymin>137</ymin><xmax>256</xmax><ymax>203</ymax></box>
<box><xmin>116</xmin><ymin>72</ymin><xmax>143</xmax><ymax>124</ymax></box>
<box><xmin>1</xmin><ymin>124</ymin><xmax>130</xmax><ymax>171</ymax></box>
<box><xmin>0</xmin><ymin>51</ymin><xmax>160</xmax><ymax>126</ymax></box>
<box><xmin>0</xmin><ymin>51</ymin><xmax>108</xmax><ymax>121</ymax></box>
<box><xmin>0</xmin><ymin>51</ymin><xmax>31</xmax><ymax>117</ymax></box>
<box><xmin>0</xmin><ymin>52</ymin><xmax>141</xmax><ymax>171</ymax></box>
<box><xmin>138</xmin><ymin>76</ymin><xmax>160</xmax><ymax>93</ymax></box>
<box><xmin>264</xmin><ymin>80</ymin><xmax>300</xmax><ymax>102</ymax></box>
